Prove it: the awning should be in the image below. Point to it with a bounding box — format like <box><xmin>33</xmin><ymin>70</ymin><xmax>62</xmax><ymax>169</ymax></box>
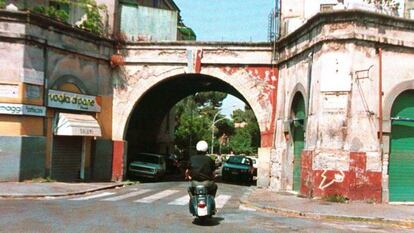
<box><xmin>54</xmin><ymin>113</ymin><xmax>102</xmax><ymax>137</ymax></box>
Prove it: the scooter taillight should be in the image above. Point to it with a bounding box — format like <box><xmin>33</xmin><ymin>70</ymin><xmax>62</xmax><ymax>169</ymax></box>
<box><xmin>197</xmin><ymin>201</ymin><xmax>206</xmax><ymax>208</ymax></box>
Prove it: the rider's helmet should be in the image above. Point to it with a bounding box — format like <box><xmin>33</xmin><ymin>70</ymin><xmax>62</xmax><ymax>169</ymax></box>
<box><xmin>196</xmin><ymin>140</ymin><xmax>208</xmax><ymax>152</ymax></box>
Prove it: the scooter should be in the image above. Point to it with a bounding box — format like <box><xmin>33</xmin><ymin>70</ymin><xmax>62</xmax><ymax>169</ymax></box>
<box><xmin>188</xmin><ymin>184</ymin><xmax>216</xmax><ymax>222</ymax></box>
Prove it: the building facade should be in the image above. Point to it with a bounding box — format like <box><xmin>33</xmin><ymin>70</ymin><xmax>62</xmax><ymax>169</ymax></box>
<box><xmin>1</xmin><ymin>1</ymin><xmax>414</xmax><ymax>203</ymax></box>
<box><xmin>269</xmin><ymin>9</ymin><xmax>414</xmax><ymax>203</ymax></box>
<box><xmin>0</xmin><ymin>10</ymin><xmax>114</xmax><ymax>182</ymax></box>
<box><xmin>0</xmin><ymin>0</ymin><xmax>182</xmax><ymax>182</ymax></box>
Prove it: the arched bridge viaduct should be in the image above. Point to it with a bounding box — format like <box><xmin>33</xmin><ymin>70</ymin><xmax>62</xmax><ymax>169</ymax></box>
<box><xmin>111</xmin><ymin>42</ymin><xmax>276</xmax><ymax>186</ymax></box>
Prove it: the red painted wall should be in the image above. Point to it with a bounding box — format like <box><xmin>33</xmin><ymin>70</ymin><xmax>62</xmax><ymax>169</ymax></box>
<box><xmin>221</xmin><ymin>66</ymin><xmax>278</xmax><ymax>148</ymax></box>
<box><xmin>112</xmin><ymin>140</ymin><xmax>125</xmax><ymax>181</ymax></box>
<box><xmin>301</xmin><ymin>151</ymin><xmax>382</xmax><ymax>202</ymax></box>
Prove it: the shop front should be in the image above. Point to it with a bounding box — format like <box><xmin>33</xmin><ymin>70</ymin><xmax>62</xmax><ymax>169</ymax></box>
<box><xmin>47</xmin><ymin>89</ymin><xmax>102</xmax><ymax>182</ymax></box>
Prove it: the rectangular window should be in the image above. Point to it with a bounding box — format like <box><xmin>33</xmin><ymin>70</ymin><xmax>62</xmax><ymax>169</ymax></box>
<box><xmin>320</xmin><ymin>4</ymin><xmax>336</xmax><ymax>12</ymax></box>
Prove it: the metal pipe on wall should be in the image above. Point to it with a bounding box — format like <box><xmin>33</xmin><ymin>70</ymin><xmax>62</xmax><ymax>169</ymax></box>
<box><xmin>378</xmin><ymin>47</ymin><xmax>383</xmax><ymax>153</ymax></box>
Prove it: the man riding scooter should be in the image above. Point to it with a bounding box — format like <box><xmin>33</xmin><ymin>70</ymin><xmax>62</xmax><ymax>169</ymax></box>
<box><xmin>185</xmin><ymin>140</ymin><xmax>217</xmax><ymax>197</ymax></box>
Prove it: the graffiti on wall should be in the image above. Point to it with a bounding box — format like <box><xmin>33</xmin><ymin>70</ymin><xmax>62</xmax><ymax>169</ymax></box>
<box><xmin>318</xmin><ymin>170</ymin><xmax>345</xmax><ymax>190</ymax></box>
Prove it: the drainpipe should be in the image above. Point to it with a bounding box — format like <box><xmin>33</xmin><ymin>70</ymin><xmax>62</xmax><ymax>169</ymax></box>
<box><xmin>378</xmin><ymin>47</ymin><xmax>383</xmax><ymax>157</ymax></box>
<box><xmin>43</xmin><ymin>40</ymin><xmax>51</xmax><ymax>177</ymax></box>
<box><xmin>307</xmin><ymin>50</ymin><xmax>314</xmax><ymax>123</ymax></box>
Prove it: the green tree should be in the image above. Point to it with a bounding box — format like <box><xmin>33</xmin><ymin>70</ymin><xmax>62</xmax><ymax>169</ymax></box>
<box><xmin>174</xmin><ymin>92</ymin><xmax>227</xmax><ymax>157</ymax></box>
<box><xmin>228</xmin><ymin>106</ymin><xmax>260</xmax><ymax>154</ymax></box>
<box><xmin>229</xmin><ymin>127</ymin><xmax>253</xmax><ymax>155</ymax></box>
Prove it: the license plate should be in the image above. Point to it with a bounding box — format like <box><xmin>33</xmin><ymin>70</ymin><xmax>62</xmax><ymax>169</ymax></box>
<box><xmin>232</xmin><ymin>171</ymin><xmax>238</xmax><ymax>175</ymax></box>
<box><xmin>198</xmin><ymin>207</ymin><xmax>208</xmax><ymax>216</ymax></box>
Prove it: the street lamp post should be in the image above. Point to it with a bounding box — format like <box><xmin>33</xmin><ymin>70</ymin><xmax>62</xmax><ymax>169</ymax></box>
<box><xmin>211</xmin><ymin>111</ymin><xmax>225</xmax><ymax>154</ymax></box>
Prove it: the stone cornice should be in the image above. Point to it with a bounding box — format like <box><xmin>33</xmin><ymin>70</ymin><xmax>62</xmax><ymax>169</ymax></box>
<box><xmin>276</xmin><ymin>10</ymin><xmax>414</xmax><ymax>64</ymax></box>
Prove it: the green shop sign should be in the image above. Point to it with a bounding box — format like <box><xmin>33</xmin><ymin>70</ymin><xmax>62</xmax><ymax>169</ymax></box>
<box><xmin>0</xmin><ymin>103</ymin><xmax>46</xmax><ymax>116</ymax></box>
<box><xmin>47</xmin><ymin>90</ymin><xmax>101</xmax><ymax>112</ymax></box>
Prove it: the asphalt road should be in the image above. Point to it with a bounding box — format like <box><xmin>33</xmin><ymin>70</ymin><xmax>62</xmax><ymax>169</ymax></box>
<box><xmin>0</xmin><ymin>181</ymin><xmax>411</xmax><ymax>233</ymax></box>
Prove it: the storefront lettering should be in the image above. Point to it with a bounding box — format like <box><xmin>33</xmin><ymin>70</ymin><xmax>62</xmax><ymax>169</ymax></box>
<box><xmin>0</xmin><ymin>105</ymin><xmax>22</xmax><ymax>114</ymax></box>
<box><xmin>0</xmin><ymin>103</ymin><xmax>45</xmax><ymax>116</ymax></box>
<box><xmin>79</xmin><ymin>128</ymin><xmax>94</xmax><ymax>135</ymax></box>
<box><xmin>25</xmin><ymin>106</ymin><xmax>44</xmax><ymax>114</ymax></box>
<box><xmin>47</xmin><ymin>90</ymin><xmax>100</xmax><ymax>112</ymax></box>
<box><xmin>48</xmin><ymin>93</ymin><xmax>95</xmax><ymax>107</ymax></box>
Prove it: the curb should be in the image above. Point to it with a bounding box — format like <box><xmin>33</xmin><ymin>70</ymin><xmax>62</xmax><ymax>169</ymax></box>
<box><xmin>239</xmin><ymin>197</ymin><xmax>414</xmax><ymax>229</ymax></box>
<box><xmin>0</xmin><ymin>183</ymin><xmax>125</xmax><ymax>199</ymax></box>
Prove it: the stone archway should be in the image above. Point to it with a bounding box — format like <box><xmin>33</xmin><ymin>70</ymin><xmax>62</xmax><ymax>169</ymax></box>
<box><xmin>111</xmin><ymin>65</ymin><xmax>277</xmax><ymax>182</ymax></box>
<box><xmin>113</xmin><ymin>67</ymin><xmax>276</xmax><ymax>144</ymax></box>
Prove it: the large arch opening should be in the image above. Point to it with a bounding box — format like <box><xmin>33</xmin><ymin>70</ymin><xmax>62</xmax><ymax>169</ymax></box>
<box><xmin>124</xmin><ymin>73</ymin><xmax>261</xmax><ymax>181</ymax></box>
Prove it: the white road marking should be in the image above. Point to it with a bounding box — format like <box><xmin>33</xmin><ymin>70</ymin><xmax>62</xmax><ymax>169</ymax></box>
<box><xmin>134</xmin><ymin>190</ymin><xmax>179</xmax><ymax>203</ymax></box>
<box><xmin>168</xmin><ymin>195</ymin><xmax>190</xmax><ymax>205</ymax></box>
<box><xmin>101</xmin><ymin>189</ymin><xmax>151</xmax><ymax>201</ymax></box>
<box><xmin>239</xmin><ymin>204</ymin><xmax>256</xmax><ymax>212</ymax></box>
<box><xmin>215</xmin><ymin>194</ymin><xmax>231</xmax><ymax>209</ymax></box>
<box><xmin>70</xmin><ymin>192</ymin><xmax>114</xmax><ymax>201</ymax></box>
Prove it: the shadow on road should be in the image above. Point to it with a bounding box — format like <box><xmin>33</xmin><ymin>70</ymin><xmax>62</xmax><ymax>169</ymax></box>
<box><xmin>192</xmin><ymin>217</ymin><xmax>224</xmax><ymax>226</ymax></box>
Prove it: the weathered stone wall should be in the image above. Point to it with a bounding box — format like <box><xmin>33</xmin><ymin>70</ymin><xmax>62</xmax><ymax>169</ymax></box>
<box><xmin>112</xmin><ymin>42</ymin><xmax>276</xmax><ymax>185</ymax></box>
<box><xmin>273</xmin><ymin>10</ymin><xmax>414</xmax><ymax>202</ymax></box>
<box><xmin>0</xmin><ymin>11</ymin><xmax>113</xmax><ymax>181</ymax></box>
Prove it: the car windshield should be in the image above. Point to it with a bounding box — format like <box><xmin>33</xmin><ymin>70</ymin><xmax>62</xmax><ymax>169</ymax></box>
<box><xmin>136</xmin><ymin>154</ymin><xmax>160</xmax><ymax>164</ymax></box>
<box><xmin>227</xmin><ymin>156</ymin><xmax>251</xmax><ymax>165</ymax></box>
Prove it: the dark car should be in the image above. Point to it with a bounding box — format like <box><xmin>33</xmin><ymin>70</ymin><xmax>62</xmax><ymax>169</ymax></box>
<box><xmin>221</xmin><ymin>155</ymin><xmax>254</xmax><ymax>183</ymax></box>
<box><xmin>128</xmin><ymin>153</ymin><xmax>167</xmax><ymax>180</ymax></box>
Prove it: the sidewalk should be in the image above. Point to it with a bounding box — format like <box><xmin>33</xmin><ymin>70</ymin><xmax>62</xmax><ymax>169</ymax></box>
<box><xmin>240</xmin><ymin>188</ymin><xmax>414</xmax><ymax>228</ymax></box>
<box><xmin>0</xmin><ymin>182</ymin><xmax>124</xmax><ymax>198</ymax></box>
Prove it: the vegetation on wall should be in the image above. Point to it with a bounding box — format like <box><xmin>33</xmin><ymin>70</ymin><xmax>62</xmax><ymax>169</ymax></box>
<box><xmin>0</xmin><ymin>0</ymin><xmax>5</xmax><ymax>9</ymax></box>
<box><xmin>33</xmin><ymin>5</ymin><xmax>69</xmax><ymax>22</ymax></box>
<box><xmin>364</xmin><ymin>0</ymin><xmax>400</xmax><ymax>12</ymax></box>
<box><xmin>177</xmin><ymin>14</ymin><xmax>196</xmax><ymax>41</ymax></box>
<box><xmin>77</xmin><ymin>0</ymin><xmax>107</xmax><ymax>35</ymax></box>
<box><xmin>32</xmin><ymin>0</ymin><xmax>106</xmax><ymax>35</ymax></box>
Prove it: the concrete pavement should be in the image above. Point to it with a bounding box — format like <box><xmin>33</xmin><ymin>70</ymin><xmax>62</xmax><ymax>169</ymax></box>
<box><xmin>0</xmin><ymin>182</ymin><xmax>124</xmax><ymax>198</ymax></box>
<box><xmin>240</xmin><ymin>188</ymin><xmax>414</xmax><ymax>229</ymax></box>
<box><xmin>1</xmin><ymin>182</ymin><xmax>413</xmax><ymax>229</ymax></box>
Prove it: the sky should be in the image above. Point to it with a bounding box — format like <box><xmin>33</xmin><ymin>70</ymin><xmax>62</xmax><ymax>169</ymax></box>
<box><xmin>174</xmin><ymin>0</ymin><xmax>274</xmax><ymax>42</ymax></box>
<box><xmin>173</xmin><ymin>0</ymin><xmax>274</xmax><ymax>116</ymax></box>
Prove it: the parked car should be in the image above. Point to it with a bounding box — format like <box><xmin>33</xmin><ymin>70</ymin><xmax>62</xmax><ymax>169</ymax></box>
<box><xmin>247</xmin><ymin>156</ymin><xmax>258</xmax><ymax>176</ymax></box>
<box><xmin>128</xmin><ymin>153</ymin><xmax>166</xmax><ymax>180</ymax></box>
<box><xmin>221</xmin><ymin>155</ymin><xmax>254</xmax><ymax>183</ymax></box>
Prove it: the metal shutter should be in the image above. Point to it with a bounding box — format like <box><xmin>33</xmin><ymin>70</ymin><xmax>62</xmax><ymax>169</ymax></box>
<box><xmin>389</xmin><ymin>91</ymin><xmax>414</xmax><ymax>202</ymax></box>
<box><xmin>51</xmin><ymin>136</ymin><xmax>82</xmax><ymax>182</ymax></box>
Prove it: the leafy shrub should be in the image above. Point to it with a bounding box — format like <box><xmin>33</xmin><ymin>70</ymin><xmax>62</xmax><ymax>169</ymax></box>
<box><xmin>0</xmin><ymin>0</ymin><xmax>6</xmax><ymax>9</ymax></box>
<box><xmin>33</xmin><ymin>6</ymin><xmax>69</xmax><ymax>22</ymax></box>
<box><xmin>323</xmin><ymin>194</ymin><xmax>349</xmax><ymax>203</ymax></box>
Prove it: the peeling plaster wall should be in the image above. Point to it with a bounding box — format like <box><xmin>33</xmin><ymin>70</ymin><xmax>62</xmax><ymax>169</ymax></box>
<box><xmin>113</xmin><ymin>43</ymin><xmax>275</xmax><ymax>141</ymax></box>
<box><xmin>112</xmin><ymin>43</ymin><xmax>276</xmax><ymax>186</ymax></box>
